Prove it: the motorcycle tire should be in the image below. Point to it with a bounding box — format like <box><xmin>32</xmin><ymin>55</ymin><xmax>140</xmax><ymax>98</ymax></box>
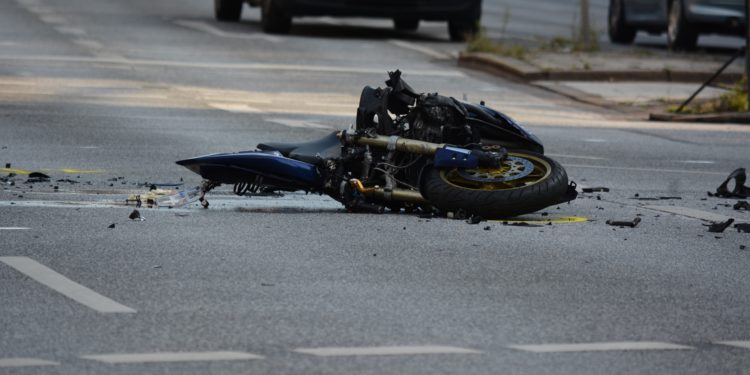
<box><xmin>421</xmin><ymin>151</ymin><xmax>569</xmax><ymax>218</ymax></box>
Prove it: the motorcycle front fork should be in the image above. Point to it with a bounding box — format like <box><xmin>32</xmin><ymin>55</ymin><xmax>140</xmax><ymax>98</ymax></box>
<box><xmin>199</xmin><ymin>179</ymin><xmax>220</xmax><ymax>209</ymax></box>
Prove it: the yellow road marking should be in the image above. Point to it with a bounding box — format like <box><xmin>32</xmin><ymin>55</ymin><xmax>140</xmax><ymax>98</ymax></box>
<box><xmin>491</xmin><ymin>215</ymin><xmax>589</xmax><ymax>224</ymax></box>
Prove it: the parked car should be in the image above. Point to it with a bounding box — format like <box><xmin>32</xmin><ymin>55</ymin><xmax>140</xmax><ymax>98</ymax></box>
<box><xmin>608</xmin><ymin>0</ymin><xmax>746</xmax><ymax>50</ymax></box>
<box><xmin>214</xmin><ymin>0</ymin><xmax>482</xmax><ymax>41</ymax></box>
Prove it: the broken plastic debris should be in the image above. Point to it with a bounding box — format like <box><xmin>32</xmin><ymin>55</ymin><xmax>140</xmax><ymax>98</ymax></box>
<box><xmin>606</xmin><ymin>218</ymin><xmax>641</xmax><ymax>228</ymax></box>
<box><xmin>704</xmin><ymin>218</ymin><xmax>734</xmax><ymax>233</ymax></box>
<box><xmin>128</xmin><ymin>209</ymin><xmax>144</xmax><ymax>221</ymax></box>
<box><xmin>156</xmin><ymin>187</ymin><xmax>201</xmax><ymax>208</ymax></box>
<box><xmin>107</xmin><ymin>223</ymin><xmax>116</xmax><ymax>229</ymax></box>
<box><xmin>709</xmin><ymin>168</ymin><xmax>750</xmax><ymax>199</ymax></box>
<box><xmin>735</xmin><ymin>223</ymin><xmax>750</xmax><ymax>233</ymax></box>
<box><xmin>734</xmin><ymin>201</ymin><xmax>750</xmax><ymax>210</ymax></box>
<box><xmin>26</xmin><ymin>172</ymin><xmax>50</xmax><ymax>183</ymax></box>
<box><xmin>466</xmin><ymin>215</ymin><xmax>483</xmax><ymax>224</ymax></box>
<box><xmin>582</xmin><ymin>187</ymin><xmax>609</xmax><ymax>193</ymax></box>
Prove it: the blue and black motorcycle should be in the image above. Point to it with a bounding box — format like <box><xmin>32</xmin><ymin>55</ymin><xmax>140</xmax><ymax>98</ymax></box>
<box><xmin>177</xmin><ymin>71</ymin><xmax>576</xmax><ymax>218</ymax></box>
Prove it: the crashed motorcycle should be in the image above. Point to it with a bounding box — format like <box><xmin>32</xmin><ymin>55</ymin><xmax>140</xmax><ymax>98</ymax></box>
<box><xmin>177</xmin><ymin>71</ymin><xmax>576</xmax><ymax>218</ymax></box>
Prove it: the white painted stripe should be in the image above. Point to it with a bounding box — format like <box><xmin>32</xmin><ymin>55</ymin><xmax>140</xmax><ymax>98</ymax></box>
<box><xmin>39</xmin><ymin>15</ymin><xmax>67</xmax><ymax>24</ymax></box>
<box><xmin>208</xmin><ymin>102</ymin><xmax>261</xmax><ymax>113</ymax></box>
<box><xmin>55</xmin><ymin>26</ymin><xmax>87</xmax><ymax>36</ymax></box>
<box><xmin>293</xmin><ymin>345</ymin><xmax>481</xmax><ymax>357</ymax></box>
<box><xmin>583</xmin><ymin>138</ymin><xmax>607</xmax><ymax>143</ymax></box>
<box><xmin>716</xmin><ymin>341</ymin><xmax>750</xmax><ymax>349</ymax></box>
<box><xmin>175</xmin><ymin>20</ymin><xmax>281</xmax><ymax>42</ymax></box>
<box><xmin>0</xmin><ymin>256</ymin><xmax>136</xmax><ymax>313</ymax></box>
<box><xmin>388</xmin><ymin>40</ymin><xmax>450</xmax><ymax>60</ymax></box>
<box><xmin>0</xmin><ymin>55</ymin><xmax>465</xmax><ymax>77</ymax></box>
<box><xmin>0</xmin><ymin>227</ymin><xmax>31</xmax><ymax>230</ymax></box>
<box><xmin>679</xmin><ymin>160</ymin><xmax>715</xmax><ymax>164</ymax></box>
<box><xmin>643</xmin><ymin>205</ymin><xmax>733</xmax><ymax>223</ymax></box>
<box><xmin>73</xmin><ymin>39</ymin><xmax>103</xmax><ymax>49</ymax></box>
<box><xmin>81</xmin><ymin>351</ymin><xmax>263</xmax><ymax>364</ymax></box>
<box><xmin>265</xmin><ymin>118</ymin><xmax>335</xmax><ymax>130</ymax></box>
<box><xmin>546</xmin><ymin>153</ymin><xmax>607</xmax><ymax>161</ymax></box>
<box><xmin>509</xmin><ymin>341</ymin><xmax>694</xmax><ymax>353</ymax></box>
<box><xmin>0</xmin><ymin>358</ymin><xmax>59</xmax><ymax>368</ymax></box>
<box><xmin>566</xmin><ymin>164</ymin><xmax>727</xmax><ymax>176</ymax></box>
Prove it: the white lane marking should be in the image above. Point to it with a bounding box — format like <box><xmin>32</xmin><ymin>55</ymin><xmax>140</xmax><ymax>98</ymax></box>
<box><xmin>565</xmin><ymin>164</ymin><xmax>727</xmax><ymax>176</ymax></box>
<box><xmin>208</xmin><ymin>102</ymin><xmax>261</xmax><ymax>113</ymax></box>
<box><xmin>26</xmin><ymin>5</ymin><xmax>54</xmax><ymax>15</ymax></box>
<box><xmin>39</xmin><ymin>15</ymin><xmax>67</xmax><ymax>24</ymax></box>
<box><xmin>79</xmin><ymin>146</ymin><xmax>99</xmax><ymax>149</ymax></box>
<box><xmin>679</xmin><ymin>160</ymin><xmax>715</xmax><ymax>164</ymax></box>
<box><xmin>509</xmin><ymin>341</ymin><xmax>694</xmax><ymax>353</ymax></box>
<box><xmin>81</xmin><ymin>351</ymin><xmax>263</xmax><ymax>364</ymax></box>
<box><xmin>0</xmin><ymin>358</ymin><xmax>59</xmax><ymax>368</ymax></box>
<box><xmin>0</xmin><ymin>55</ymin><xmax>466</xmax><ymax>77</ymax></box>
<box><xmin>55</xmin><ymin>26</ymin><xmax>87</xmax><ymax>36</ymax></box>
<box><xmin>73</xmin><ymin>39</ymin><xmax>103</xmax><ymax>49</ymax></box>
<box><xmin>175</xmin><ymin>20</ymin><xmax>282</xmax><ymax>42</ymax></box>
<box><xmin>583</xmin><ymin>138</ymin><xmax>607</xmax><ymax>143</ymax></box>
<box><xmin>545</xmin><ymin>153</ymin><xmax>607</xmax><ymax>161</ymax></box>
<box><xmin>265</xmin><ymin>118</ymin><xmax>335</xmax><ymax>130</ymax></box>
<box><xmin>0</xmin><ymin>227</ymin><xmax>31</xmax><ymax>230</ymax></box>
<box><xmin>293</xmin><ymin>345</ymin><xmax>481</xmax><ymax>357</ymax></box>
<box><xmin>644</xmin><ymin>205</ymin><xmax>734</xmax><ymax>223</ymax></box>
<box><xmin>388</xmin><ymin>40</ymin><xmax>450</xmax><ymax>60</ymax></box>
<box><xmin>0</xmin><ymin>256</ymin><xmax>136</xmax><ymax>313</ymax></box>
<box><xmin>715</xmin><ymin>341</ymin><xmax>750</xmax><ymax>349</ymax></box>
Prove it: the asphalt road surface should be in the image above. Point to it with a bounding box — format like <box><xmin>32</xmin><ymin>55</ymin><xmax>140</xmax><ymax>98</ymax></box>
<box><xmin>1</xmin><ymin>0</ymin><xmax>750</xmax><ymax>374</ymax></box>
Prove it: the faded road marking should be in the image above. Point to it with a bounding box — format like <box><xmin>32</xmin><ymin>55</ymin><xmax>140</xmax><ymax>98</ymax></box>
<box><xmin>509</xmin><ymin>341</ymin><xmax>694</xmax><ymax>353</ymax></box>
<box><xmin>0</xmin><ymin>358</ymin><xmax>59</xmax><ymax>368</ymax></box>
<box><xmin>0</xmin><ymin>227</ymin><xmax>31</xmax><ymax>230</ymax></box>
<box><xmin>643</xmin><ymin>205</ymin><xmax>734</xmax><ymax>223</ymax></box>
<box><xmin>388</xmin><ymin>40</ymin><xmax>450</xmax><ymax>60</ymax></box>
<box><xmin>265</xmin><ymin>118</ymin><xmax>336</xmax><ymax>130</ymax></box>
<box><xmin>0</xmin><ymin>256</ymin><xmax>136</xmax><ymax>313</ymax></box>
<box><xmin>81</xmin><ymin>351</ymin><xmax>263</xmax><ymax>364</ymax></box>
<box><xmin>175</xmin><ymin>20</ymin><xmax>281</xmax><ymax>42</ymax></box>
<box><xmin>208</xmin><ymin>102</ymin><xmax>261</xmax><ymax>113</ymax></box>
<box><xmin>546</xmin><ymin>153</ymin><xmax>607</xmax><ymax>161</ymax></box>
<box><xmin>294</xmin><ymin>345</ymin><xmax>481</xmax><ymax>357</ymax></box>
<box><xmin>566</xmin><ymin>164</ymin><xmax>727</xmax><ymax>176</ymax></box>
<box><xmin>715</xmin><ymin>341</ymin><xmax>750</xmax><ymax>349</ymax></box>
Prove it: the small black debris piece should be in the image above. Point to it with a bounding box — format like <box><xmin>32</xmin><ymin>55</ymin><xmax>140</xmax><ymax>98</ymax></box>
<box><xmin>502</xmin><ymin>222</ymin><xmax>542</xmax><ymax>227</ymax></box>
<box><xmin>704</xmin><ymin>218</ymin><xmax>734</xmax><ymax>233</ymax></box>
<box><xmin>260</xmin><ymin>283</ymin><xmax>275</xmax><ymax>287</ymax></box>
<box><xmin>541</xmin><ymin>212</ymin><xmax>549</xmax><ymax>216</ymax></box>
<box><xmin>582</xmin><ymin>187</ymin><xmax>610</xmax><ymax>193</ymax></box>
<box><xmin>659</xmin><ymin>196</ymin><xmax>682</xmax><ymax>200</ymax></box>
<box><xmin>735</xmin><ymin>223</ymin><xmax>750</xmax><ymax>233</ymax></box>
<box><xmin>596</xmin><ymin>195</ymin><xmax>601</xmax><ymax>201</ymax></box>
<box><xmin>26</xmin><ymin>172</ymin><xmax>50</xmax><ymax>183</ymax></box>
<box><xmin>128</xmin><ymin>210</ymin><xmax>141</xmax><ymax>220</ymax></box>
<box><xmin>741</xmin><ymin>245</ymin><xmax>747</xmax><ymax>250</ymax></box>
<box><xmin>710</xmin><ymin>168</ymin><xmax>750</xmax><ymax>198</ymax></box>
<box><xmin>734</xmin><ymin>201</ymin><xmax>750</xmax><ymax>211</ymax></box>
<box><xmin>606</xmin><ymin>218</ymin><xmax>642</xmax><ymax>228</ymax></box>
<box><xmin>483</xmin><ymin>226</ymin><xmax>491</xmax><ymax>231</ymax></box>
<box><xmin>153</xmin><ymin>265</ymin><xmax>162</xmax><ymax>269</ymax></box>
<box><xmin>56</xmin><ymin>179</ymin><xmax>79</xmax><ymax>184</ymax></box>
<box><xmin>107</xmin><ymin>223</ymin><xmax>116</xmax><ymax>229</ymax></box>
<box><xmin>466</xmin><ymin>215</ymin><xmax>483</xmax><ymax>224</ymax></box>
<box><xmin>5</xmin><ymin>163</ymin><xmax>10</xmax><ymax>168</ymax></box>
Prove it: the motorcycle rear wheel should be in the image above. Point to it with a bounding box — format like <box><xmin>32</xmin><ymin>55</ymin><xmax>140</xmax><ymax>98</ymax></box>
<box><xmin>421</xmin><ymin>151</ymin><xmax>569</xmax><ymax>218</ymax></box>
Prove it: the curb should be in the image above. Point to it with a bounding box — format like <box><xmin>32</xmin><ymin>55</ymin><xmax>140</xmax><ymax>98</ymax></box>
<box><xmin>458</xmin><ymin>52</ymin><xmax>743</xmax><ymax>83</ymax></box>
<box><xmin>649</xmin><ymin>112</ymin><xmax>750</xmax><ymax>124</ymax></box>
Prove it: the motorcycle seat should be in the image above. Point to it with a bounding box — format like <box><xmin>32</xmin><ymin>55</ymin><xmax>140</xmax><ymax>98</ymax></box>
<box><xmin>257</xmin><ymin>131</ymin><xmax>342</xmax><ymax>165</ymax></box>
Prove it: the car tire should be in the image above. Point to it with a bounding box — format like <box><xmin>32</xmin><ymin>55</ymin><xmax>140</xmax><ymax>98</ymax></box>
<box><xmin>608</xmin><ymin>0</ymin><xmax>636</xmax><ymax>44</ymax></box>
<box><xmin>394</xmin><ymin>18</ymin><xmax>420</xmax><ymax>31</ymax></box>
<box><xmin>215</xmin><ymin>0</ymin><xmax>243</xmax><ymax>22</ymax></box>
<box><xmin>261</xmin><ymin>0</ymin><xmax>292</xmax><ymax>34</ymax></box>
<box><xmin>448</xmin><ymin>18</ymin><xmax>479</xmax><ymax>42</ymax></box>
<box><xmin>667</xmin><ymin>0</ymin><xmax>698</xmax><ymax>50</ymax></box>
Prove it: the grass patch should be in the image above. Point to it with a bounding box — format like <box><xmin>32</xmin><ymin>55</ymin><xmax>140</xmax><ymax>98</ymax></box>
<box><xmin>466</xmin><ymin>28</ymin><xmax>527</xmax><ymax>60</ymax></box>
<box><xmin>670</xmin><ymin>76</ymin><xmax>748</xmax><ymax>114</ymax></box>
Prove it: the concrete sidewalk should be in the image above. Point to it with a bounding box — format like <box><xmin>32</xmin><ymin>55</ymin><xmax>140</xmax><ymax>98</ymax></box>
<box><xmin>458</xmin><ymin>47</ymin><xmax>748</xmax><ymax>123</ymax></box>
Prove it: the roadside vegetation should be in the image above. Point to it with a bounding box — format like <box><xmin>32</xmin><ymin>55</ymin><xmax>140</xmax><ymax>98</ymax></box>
<box><xmin>670</xmin><ymin>76</ymin><xmax>748</xmax><ymax>114</ymax></box>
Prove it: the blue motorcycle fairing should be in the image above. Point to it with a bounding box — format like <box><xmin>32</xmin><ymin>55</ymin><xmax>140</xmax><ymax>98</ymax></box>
<box><xmin>433</xmin><ymin>146</ymin><xmax>479</xmax><ymax>169</ymax></box>
<box><xmin>463</xmin><ymin>102</ymin><xmax>544</xmax><ymax>154</ymax></box>
<box><xmin>176</xmin><ymin>150</ymin><xmax>323</xmax><ymax>189</ymax></box>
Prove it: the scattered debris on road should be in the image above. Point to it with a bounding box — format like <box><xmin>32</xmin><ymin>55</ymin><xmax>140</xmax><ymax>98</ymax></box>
<box><xmin>704</xmin><ymin>218</ymin><xmax>734</xmax><ymax>233</ymax></box>
<box><xmin>107</xmin><ymin>223</ymin><xmax>116</xmax><ymax>229</ymax></box>
<box><xmin>735</xmin><ymin>201</ymin><xmax>750</xmax><ymax>210</ymax></box>
<box><xmin>735</xmin><ymin>223</ymin><xmax>750</xmax><ymax>233</ymax></box>
<box><xmin>582</xmin><ymin>187</ymin><xmax>609</xmax><ymax>193</ymax></box>
<box><xmin>606</xmin><ymin>218</ymin><xmax>642</xmax><ymax>228</ymax></box>
<box><xmin>709</xmin><ymin>168</ymin><xmax>750</xmax><ymax>198</ymax></box>
<box><xmin>25</xmin><ymin>172</ymin><xmax>50</xmax><ymax>183</ymax></box>
<box><xmin>466</xmin><ymin>215</ymin><xmax>483</xmax><ymax>224</ymax></box>
<box><xmin>128</xmin><ymin>209</ymin><xmax>143</xmax><ymax>221</ymax></box>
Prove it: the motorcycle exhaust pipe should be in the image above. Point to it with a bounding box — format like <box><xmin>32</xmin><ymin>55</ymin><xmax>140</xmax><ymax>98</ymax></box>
<box><xmin>350</xmin><ymin>179</ymin><xmax>428</xmax><ymax>204</ymax></box>
<box><xmin>340</xmin><ymin>131</ymin><xmax>445</xmax><ymax>156</ymax></box>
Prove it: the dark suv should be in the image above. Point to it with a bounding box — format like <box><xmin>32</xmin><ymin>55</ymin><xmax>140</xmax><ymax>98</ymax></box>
<box><xmin>214</xmin><ymin>0</ymin><xmax>482</xmax><ymax>41</ymax></box>
<box><xmin>608</xmin><ymin>0</ymin><xmax>745</xmax><ymax>50</ymax></box>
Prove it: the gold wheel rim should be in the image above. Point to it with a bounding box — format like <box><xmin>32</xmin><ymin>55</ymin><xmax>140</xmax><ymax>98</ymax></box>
<box><xmin>440</xmin><ymin>153</ymin><xmax>552</xmax><ymax>191</ymax></box>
